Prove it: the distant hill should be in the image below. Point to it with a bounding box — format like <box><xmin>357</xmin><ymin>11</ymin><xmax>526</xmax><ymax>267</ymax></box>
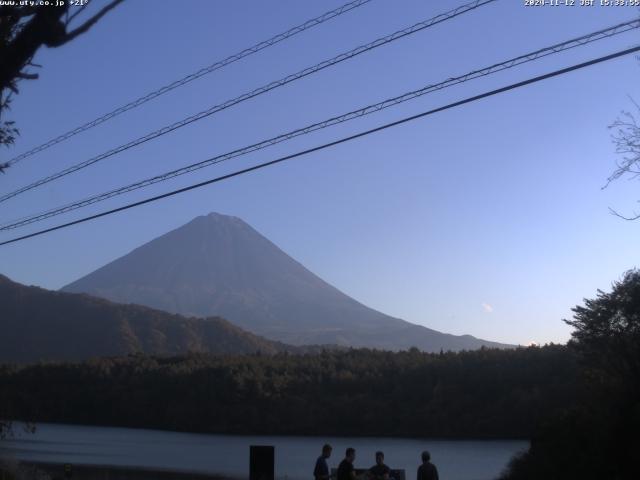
<box><xmin>63</xmin><ymin>212</ymin><xmax>512</xmax><ymax>351</ymax></box>
<box><xmin>0</xmin><ymin>275</ymin><xmax>290</xmax><ymax>363</ymax></box>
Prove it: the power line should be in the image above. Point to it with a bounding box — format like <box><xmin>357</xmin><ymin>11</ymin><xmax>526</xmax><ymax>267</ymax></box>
<box><xmin>0</xmin><ymin>0</ymin><xmax>497</xmax><ymax>205</ymax></box>
<box><xmin>2</xmin><ymin>18</ymin><xmax>638</xmax><ymax>231</ymax></box>
<box><xmin>1</xmin><ymin>44</ymin><xmax>638</xmax><ymax>248</ymax></box>
<box><xmin>4</xmin><ymin>0</ymin><xmax>374</xmax><ymax>168</ymax></box>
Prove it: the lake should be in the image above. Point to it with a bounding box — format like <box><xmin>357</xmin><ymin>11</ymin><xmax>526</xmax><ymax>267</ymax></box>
<box><xmin>0</xmin><ymin>423</ymin><xmax>527</xmax><ymax>480</ymax></box>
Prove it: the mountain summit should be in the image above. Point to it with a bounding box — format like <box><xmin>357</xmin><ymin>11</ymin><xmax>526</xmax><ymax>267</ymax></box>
<box><xmin>63</xmin><ymin>212</ymin><xmax>510</xmax><ymax>351</ymax></box>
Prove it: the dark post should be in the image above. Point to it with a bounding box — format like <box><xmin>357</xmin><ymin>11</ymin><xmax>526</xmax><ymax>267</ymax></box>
<box><xmin>249</xmin><ymin>445</ymin><xmax>274</xmax><ymax>480</ymax></box>
<box><xmin>63</xmin><ymin>464</ymin><xmax>72</xmax><ymax>479</ymax></box>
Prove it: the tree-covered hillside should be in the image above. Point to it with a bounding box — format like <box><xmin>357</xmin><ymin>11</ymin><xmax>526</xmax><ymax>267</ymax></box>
<box><xmin>0</xmin><ymin>345</ymin><xmax>578</xmax><ymax>439</ymax></box>
<box><xmin>0</xmin><ymin>274</ymin><xmax>290</xmax><ymax>362</ymax></box>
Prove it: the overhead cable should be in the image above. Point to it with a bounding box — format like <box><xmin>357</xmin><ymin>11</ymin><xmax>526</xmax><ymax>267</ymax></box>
<box><xmin>4</xmin><ymin>0</ymin><xmax>374</xmax><ymax>167</ymax></box>
<box><xmin>1</xmin><ymin>44</ymin><xmax>638</xmax><ymax>247</ymax></box>
<box><xmin>2</xmin><ymin>18</ymin><xmax>638</xmax><ymax>231</ymax></box>
<box><xmin>0</xmin><ymin>0</ymin><xmax>497</xmax><ymax>204</ymax></box>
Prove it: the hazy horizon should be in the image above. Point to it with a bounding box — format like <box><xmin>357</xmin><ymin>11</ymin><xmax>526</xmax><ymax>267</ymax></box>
<box><xmin>1</xmin><ymin>0</ymin><xmax>639</xmax><ymax>346</ymax></box>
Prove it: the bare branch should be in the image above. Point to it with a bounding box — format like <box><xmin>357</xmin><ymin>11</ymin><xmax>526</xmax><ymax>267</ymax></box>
<box><xmin>16</xmin><ymin>72</ymin><xmax>38</xmax><ymax>80</ymax></box>
<box><xmin>54</xmin><ymin>0</ymin><xmax>124</xmax><ymax>46</ymax></box>
<box><xmin>66</xmin><ymin>3</ymin><xmax>89</xmax><ymax>26</ymax></box>
<box><xmin>605</xmin><ymin>98</ymin><xmax>640</xmax><ymax>189</ymax></box>
<box><xmin>0</xmin><ymin>6</ymin><xmax>39</xmax><ymax>18</ymax></box>
<box><xmin>609</xmin><ymin>206</ymin><xmax>640</xmax><ymax>221</ymax></box>
<box><xmin>0</xmin><ymin>2</ymin><xmax>125</xmax><ymax>152</ymax></box>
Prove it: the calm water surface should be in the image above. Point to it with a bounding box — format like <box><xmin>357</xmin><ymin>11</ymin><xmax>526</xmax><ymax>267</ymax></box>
<box><xmin>0</xmin><ymin>423</ymin><xmax>527</xmax><ymax>480</ymax></box>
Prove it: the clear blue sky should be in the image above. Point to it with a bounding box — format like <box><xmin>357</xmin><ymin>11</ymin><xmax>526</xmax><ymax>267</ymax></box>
<box><xmin>1</xmin><ymin>0</ymin><xmax>638</xmax><ymax>345</ymax></box>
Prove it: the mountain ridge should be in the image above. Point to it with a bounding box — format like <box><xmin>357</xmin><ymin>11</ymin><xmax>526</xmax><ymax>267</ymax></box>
<box><xmin>63</xmin><ymin>212</ymin><xmax>513</xmax><ymax>351</ymax></box>
<box><xmin>0</xmin><ymin>274</ymin><xmax>294</xmax><ymax>363</ymax></box>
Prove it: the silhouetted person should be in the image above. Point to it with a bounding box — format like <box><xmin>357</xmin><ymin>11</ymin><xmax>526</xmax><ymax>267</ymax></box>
<box><xmin>367</xmin><ymin>451</ymin><xmax>390</xmax><ymax>480</ymax></box>
<box><xmin>417</xmin><ymin>451</ymin><xmax>438</xmax><ymax>480</ymax></box>
<box><xmin>337</xmin><ymin>447</ymin><xmax>357</xmax><ymax>480</ymax></box>
<box><xmin>314</xmin><ymin>444</ymin><xmax>333</xmax><ymax>480</ymax></box>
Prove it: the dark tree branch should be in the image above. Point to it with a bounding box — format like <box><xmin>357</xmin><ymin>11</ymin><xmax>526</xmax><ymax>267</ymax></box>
<box><xmin>604</xmin><ymin>97</ymin><xmax>640</xmax><ymax>190</ymax></box>
<box><xmin>608</xmin><ymin>206</ymin><xmax>640</xmax><ymax>221</ymax></box>
<box><xmin>66</xmin><ymin>4</ymin><xmax>90</xmax><ymax>26</ymax></box>
<box><xmin>55</xmin><ymin>0</ymin><xmax>125</xmax><ymax>45</ymax></box>
<box><xmin>16</xmin><ymin>72</ymin><xmax>38</xmax><ymax>80</ymax></box>
<box><xmin>0</xmin><ymin>1</ymin><xmax>125</xmax><ymax>91</ymax></box>
<box><xmin>0</xmin><ymin>6</ymin><xmax>39</xmax><ymax>19</ymax></box>
<box><xmin>0</xmin><ymin>1</ymin><xmax>125</xmax><ymax>157</ymax></box>
<box><xmin>0</xmin><ymin>8</ymin><xmax>69</xmax><ymax>91</ymax></box>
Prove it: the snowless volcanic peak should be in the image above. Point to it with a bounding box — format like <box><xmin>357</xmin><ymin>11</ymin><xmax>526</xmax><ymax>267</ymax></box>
<box><xmin>63</xmin><ymin>212</ymin><xmax>513</xmax><ymax>352</ymax></box>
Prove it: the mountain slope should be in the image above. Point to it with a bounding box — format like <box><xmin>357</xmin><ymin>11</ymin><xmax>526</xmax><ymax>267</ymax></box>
<box><xmin>63</xmin><ymin>212</ymin><xmax>512</xmax><ymax>351</ymax></box>
<box><xmin>0</xmin><ymin>274</ymin><xmax>289</xmax><ymax>363</ymax></box>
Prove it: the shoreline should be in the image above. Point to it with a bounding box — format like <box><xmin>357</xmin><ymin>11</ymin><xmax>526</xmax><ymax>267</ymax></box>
<box><xmin>5</xmin><ymin>420</ymin><xmax>531</xmax><ymax>442</ymax></box>
<box><xmin>18</xmin><ymin>462</ymin><xmax>235</xmax><ymax>480</ymax></box>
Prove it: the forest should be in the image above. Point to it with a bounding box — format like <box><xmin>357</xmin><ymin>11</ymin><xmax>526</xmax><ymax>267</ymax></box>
<box><xmin>2</xmin><ymin>271</ymin><xmax>639</xmax><ymax>479</ymax></box>
<box><xmin>0</xmin><ymin>344</ymin><xmax>577</xmax><ymax>439</ymax></box>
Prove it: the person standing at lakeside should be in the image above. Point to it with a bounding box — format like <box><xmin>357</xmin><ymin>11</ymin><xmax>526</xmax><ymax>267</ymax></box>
<box><xmin>417</xmin><ymin>451</ymin><xmax>438</xmax><ymax>480</ymax></box>
<box><xmin>314</xmin><ymin>444</ymin><xmax>333</xmax><ymax>480</ymax></box>
<box><xmin>367</xmin><ymin>451</ymin><xmax>390</xmax><ymax>480</ymax></box>
<box><xmin>337</xmin><ymin>448</ymin><xmax>357</xmax><ymax>480</ymax></box>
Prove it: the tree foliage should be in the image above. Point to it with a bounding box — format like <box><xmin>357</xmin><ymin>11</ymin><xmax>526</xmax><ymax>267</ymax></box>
<box><xmin>500</xmin><ymin>270</ymin><xmax>640</xmax><ymax>480</ymax></box>
<box><xmin>565</xmin><ymin>269</ymin><xmax>640</xmax><ymax>388</ymax></box>
<box><xmin>0</xmin><ymin>345</ymin><xmax>579</xmax><ymax>439</ymax></box>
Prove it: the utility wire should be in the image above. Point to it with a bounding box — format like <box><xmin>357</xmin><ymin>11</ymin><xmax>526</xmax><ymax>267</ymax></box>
<box><xmin>1</xmin><ymin>44</ymin><xmax>638</xmax><ymax>248</ymax></box>
<box><xmin>0</xmin><ymin>0</ymin><xmax>497</xmax><ymax>204</ymax></box>
<box><xmin>5</xmin><ymin>0</ymin><xmax>374</xmax><ymax>167</ymax></box>
<box><xmin>2</xmin><ymin>18</ymin><xmax>638</xmax><ymax>231</ymax></box>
